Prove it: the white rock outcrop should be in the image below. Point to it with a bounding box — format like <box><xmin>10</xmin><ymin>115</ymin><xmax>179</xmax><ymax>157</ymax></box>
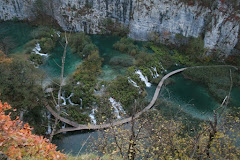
<box><xmin>0</xmin><ymin>0</ymin><xmax>239</xmax><ymax>56</ymax></box>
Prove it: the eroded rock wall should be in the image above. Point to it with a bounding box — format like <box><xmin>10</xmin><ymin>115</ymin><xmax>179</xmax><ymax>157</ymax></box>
<box><xmin>0</xmin><ymin>0</ymin><xmax>239</xmax><ymax>56</ymax></box>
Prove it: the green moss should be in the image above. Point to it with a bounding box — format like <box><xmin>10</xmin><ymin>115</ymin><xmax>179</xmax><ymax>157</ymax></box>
<box><xmin>149</xmin><ymin>44</ymin><xmax>169</xmax><ymax>56</ymax></box>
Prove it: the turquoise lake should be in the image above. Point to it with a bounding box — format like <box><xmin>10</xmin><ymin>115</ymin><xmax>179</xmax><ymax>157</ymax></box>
<box><xmin>0</xmin><ymin>21</ymin><xmax>239</xmax><ymax>155</ymax></box>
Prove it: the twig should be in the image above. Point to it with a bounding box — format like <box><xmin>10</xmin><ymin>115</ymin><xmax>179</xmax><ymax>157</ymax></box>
<box><xmin>53</xmin><ymin>59</ymin><xmax>62</xmax><ymax>68</ymax></box>
<box><xmin>75</xmin><ymin>134</ymin><xmax>91</xmax><ymax>159</ymax></box>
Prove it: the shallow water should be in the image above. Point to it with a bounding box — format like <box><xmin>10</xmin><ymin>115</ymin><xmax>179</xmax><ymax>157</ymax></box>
<box><xmin>159</xmin><ymin>74</ymin><xmax>218</xmax><ymax>120</ymax></box>
<box><xmin>90</xmin><ymin>35</ymin><xmax>130</xmax><ymax>81</ymax></box>
<box><xmin>0</xmin><ymin>21</ymin><xmax>35</xmax><ymax>53</ymax></box>
<box><xmin>231</xmin><ymin>87</ymin><xmax>240</xmax><ymax>107</ymax></box>
<box><xmin>39</xmin><ymin>42</ymin><xmax>82</xmax><ymax>78</ymax></box>
<box><xmin>54</xmin><ymin>131</ymin><xmax>99</xmax><ymax>155</ymax></box>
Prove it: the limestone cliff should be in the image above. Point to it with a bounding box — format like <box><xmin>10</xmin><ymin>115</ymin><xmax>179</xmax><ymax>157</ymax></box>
<box><xmin>0</xmin><ymin>0</ymin><xmax>239</xmax><ymax>56</ymax></box>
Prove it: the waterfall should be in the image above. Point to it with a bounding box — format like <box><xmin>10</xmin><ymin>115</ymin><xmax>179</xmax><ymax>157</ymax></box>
<box><xmin>109</xmin><ymin>97</ymin><xmax>125</xmax><ymax>119</ymax></box>
<box><xmin>62</xmin><ymin>123</ymin><xmax>66</xmax><ymax>134</ymax></box>
<box><xmin>151</xmin><ymin>67</ymin><xmax>160</xmax><ymax>78</ymax></box>
<box><xmin>159</xmin><ymin>62</ymin><xmax>167</xmax><ymax>73</ymax></box>
<box><xmin>66</xmin><ymin>93</ymin><xmax>78</xmax><ymax>106</ymax></box>
<box><xmin>149</xmin><ymin>68</ymin><xmax>154</xmax><ymax>78</ymax></box>
<box><xmin>46</xmin><ymin>112</ymin><xmax>51</xmax><ymax>135</ymax></box>
<box><xmin>56</xmin><ymin>31</ymin><xmax>61</xmax><ymax>37</ymax></box>
<box><xmin>80</xmin><ymin>98</ymin><xmax>83</xmax><ymax>109</ymax></box>
<box><xmin>32</xmin><ymin>43</ymin><xmax>48</xmax><ymax>57</ymax></box>
<box><xmin>135</xmin><ymin>70</ymin><xmax>151</xmax><ymax>87</ymax></box>
<box><xmin>89</xmin><ymin>109</ymin><xmax>97</xmax><ymax>125</ymax></box>
<box><xmin>128</xmin><ymin>77</ymin><xmax>139</xmax><ymax>88</ymax></box>
<box><xmin>61</xmin><ymin>96</ymin><xmax>67</xmax><ymax>106</ymax></box>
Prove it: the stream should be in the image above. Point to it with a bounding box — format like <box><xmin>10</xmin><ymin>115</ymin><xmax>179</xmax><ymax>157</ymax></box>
<box><xmin>0</xmin><ymin>21</ymin><xmax>239</xmax><ymax>155</ymax></box>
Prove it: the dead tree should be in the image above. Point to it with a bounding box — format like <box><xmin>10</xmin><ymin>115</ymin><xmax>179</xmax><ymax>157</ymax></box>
<box><xmin>206</xmin><ymin>69</ymin><xmax>233</xmax><ymax>158</ymax></box>
<box><xmin>49</xmin><ymin>32</ymin><xmax>69</xmax><ymax>142</ymax></box>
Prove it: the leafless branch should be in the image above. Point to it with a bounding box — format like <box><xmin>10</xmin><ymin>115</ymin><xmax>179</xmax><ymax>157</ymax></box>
<box><xmin>75</xmin><ymin>134</ymin><xmax>91</xmax><ymax>159</ymax></box>
<box><xmin>53</xmin><ymin>59</ymin><xmax>61</xmax><ymax>68</ymax></box>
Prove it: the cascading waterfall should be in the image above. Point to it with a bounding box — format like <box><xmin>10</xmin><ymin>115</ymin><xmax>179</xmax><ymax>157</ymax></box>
<box><xmin>32</xmin><ymin>43</ymin><xmax>48</xmax><ymax>57</ymax></box>
<box><xmin>151</xmin><ymin>67</ymin><xmax>160</xmax><ymax>78</ymax></box>
<box><xmin>80</xmin><ymin>98</ymin><xmax>83</xmax><ymax>109</ymax></box>
<box><xmin>61</xmin><ymin>96</ymin><xmax>67</xmax><ymax>106</ymax></box>
<box><xmin>66</xmin><ymin>93</ymin><xmax>78</xmax><ymax>106</ymax></box>
<box><xmin>46</xmin><ymin>112</ymin><xmax>52</xmax><ymax>135</ymax></box>
<box><xmin>149</xmin><ymin>69</ymin><xmax>154</xmax><ymax>78</ymax></box>
<box><xmin>109</xmin><ymin>97</ymin><xmax>125</xmax><ymax>119</ymax></box>
<box><xmin>89</xmin><ymin>109</ymin><xmax>97</xmax><ymax>125</ymax></box>
<box><xmin>56</xmin><ymin>31</ymin><xmax>61</xmax><ymax>38</ymax></box>
<box><xmin>160</xmin><ymin>63</ymin><xmax>167</xmax><ymax>73</ymax></box>
<box><xmin>128</xmin><ymin>77</ymin><xmax>139</xmax><ymax>88</ymax></box>
<box><xmin>135</xmin><ymin>70</ymin><xmax>151</xmax><ymax>87</ymax></box>
<box><xmin>62</xmin><ymin>123</ymin><xmax>66</xmax><ymax>134</ymax></box>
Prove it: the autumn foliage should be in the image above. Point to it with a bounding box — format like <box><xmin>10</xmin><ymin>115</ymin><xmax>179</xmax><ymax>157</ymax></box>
<box><xmin>0</xmin><ymin>101</ymin><xmax>66</xmax><ymax>160</ymax></box>
<box><xmin>0</xmin><ymin>50</ymin><xmax>12</xmax><ymax>64</ymax></box>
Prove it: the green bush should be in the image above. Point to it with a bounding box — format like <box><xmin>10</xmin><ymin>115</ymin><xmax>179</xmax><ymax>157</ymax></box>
<box><xmin>30</xmin><ymin>26</ymin><xmax>58</xmax><ymax>53</ymax></box>
<box><xmin>94</xmin><ymin>96</ymin><xmax>114</xmax><ymax>123</ymax></box>
<box><xmin>29</xmin><ymin>54</ymin><xmax>43</xmax><ymax>65</ymax></box>
<box><xmin>69</xmin><ymin>32</ymin><xmax>97</xmax><ymax>58</ymax></box>
<box><xmin>65</xmin><ymin>106</ymin><xmax>90</xmax><ymax>124</ymax></box>
<box><xmin>176</xmin><ymin>36</ymin><xmax>207</xmax><ymax>62</ymax></box>
<box><xmin>71</xmin><ymin>51</ymin><xmax>103</xmax><ymax>106</ymax></box>
<box><xmin>109</xmin><ymin>56</ymin><xmax>134</xmax><ymax>67</ymax></box>
<box><xmin>31</xmin><ymin>26</ymin><xmax>58</xmax><ymax>40</ymax></box>
<box><xmin>82</xmin><ymin>43</ymin><xmax>98</xmax><ymax>58</ymax></box>
<box><xmin>107</xmin><ymin>76</ymin><xmax>140</xmax><ymax>112</ymax></box>
<box><xmin>39</xmin><ymin>37</ymin><xmax>55</xmax><ymax>53</ymax></box>
<box><xmin>113</xmin><ymin>38</ymin><xmax>140</xmax><ymax>56</ymax></box>
<box><xmin>22</xmin><ymin>40</ymin><xmax>38</xmax><ymax>54</ymax></box>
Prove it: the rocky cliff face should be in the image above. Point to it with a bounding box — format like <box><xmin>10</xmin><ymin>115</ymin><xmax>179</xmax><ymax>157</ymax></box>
<box><xmin>0</xmin><ymin>0</ymin><xmax>239</xmax><ymax>56</ymax></box>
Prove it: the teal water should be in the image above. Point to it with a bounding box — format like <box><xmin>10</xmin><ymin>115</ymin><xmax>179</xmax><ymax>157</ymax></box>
<box><xmin>54</xmin><ymin>131</ymin><xmax>98</xmax><ymax>155</ymax></box>
<box><xmin>231</xmin><ymin>87</ymin><xmax>240</xmax><ymax>107</ymax></box>
<box><xmin>90</xmin><ymin>35</ymin><xmax>131</xmax><ymax>81</ymax></box>
<box><xmin>146</xmin><ymin>74</ymin><xmax>219</xmax><ymax>120</ymax></box>
<box><xmin>0</xmin><ymin>21</ymin><xmax>35</xmax><ymax>53</ymax></box>
<box><xmin>0</xmin><ymin>22</ymin><xmax>82</xmax><ymax>78</ymax></box>
<box><xmin>1</xmin><ymin>21</ymin><xmax>239</xmax><ymax>155</ymax></box>
<box><xmin>39</xmin><ymin>42</ymin><xmax>82</xmax><ymax>78</ymax></box>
